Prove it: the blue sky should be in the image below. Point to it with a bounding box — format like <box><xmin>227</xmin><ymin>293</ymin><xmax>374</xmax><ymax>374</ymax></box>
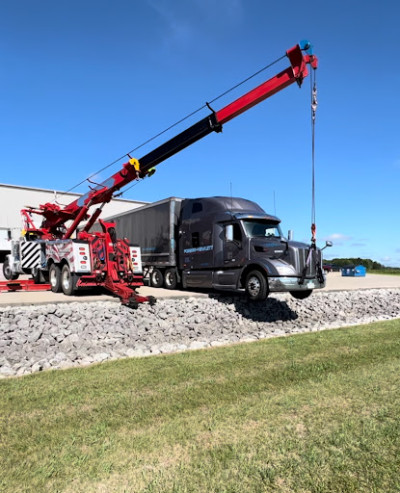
<box><xmin>1</xmin><ymin>0</ymin><xmax>399</xmax><ymax>266</ymax></box>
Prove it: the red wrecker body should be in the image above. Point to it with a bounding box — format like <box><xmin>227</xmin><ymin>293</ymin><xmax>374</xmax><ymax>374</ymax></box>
<box><xmin>3</xmin><ymin>42</ymin><xmax>318</xmax><ymax>307</ymax></box>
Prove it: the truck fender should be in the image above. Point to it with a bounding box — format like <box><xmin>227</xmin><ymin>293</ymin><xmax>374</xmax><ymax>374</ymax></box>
<box><xmin>239</xmin><ymin>261</ymin><xmax>272</xmax><ymax>289</ymax></box>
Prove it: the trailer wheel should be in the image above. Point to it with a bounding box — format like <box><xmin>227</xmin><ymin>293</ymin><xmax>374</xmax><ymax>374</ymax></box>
<box><xmin>164</xmin><ymin>268</ymin><xmax>177</xmax><ymax>290</ymax></box>
<box><xmin>49</xmin><ymin>264</ymin><xmax>62</xmax><ymax>293</ymax></box>
<box><xmin>61</xmin><ymin>264</ymin><xmax>78</xmax><ymax>296</ymax></box>
<box><xmin>290</xmin><ymin>289</ymin><xmax>313</xmax><ymax>300</ymax></box>
<box><xmin>150</xmin><ymin>268</ymin><xmax>163</xmax><ymax>288</ymax></box>
<box><xmin>2</xmin><ymin>258</ymin><xmax>19</xmax><ymax>280</ymax></box>
<box><xmin>245</xmin><ymin>270</ymin><xmax>268</xmax><ymax>301</ymax></box>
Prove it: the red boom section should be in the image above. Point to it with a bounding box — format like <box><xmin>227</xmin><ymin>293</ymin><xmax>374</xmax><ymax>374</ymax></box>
<box><xmin>216</xmin><ymin>44</ymin><xmax>314</xmax><ymax>124</ymax></box>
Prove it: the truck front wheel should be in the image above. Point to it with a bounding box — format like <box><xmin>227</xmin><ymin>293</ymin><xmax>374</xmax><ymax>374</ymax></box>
<box><xmin>49</xmin><ymin>264</ymin><xmax>62</xmax><ymax>293</ymax></box>
<box><xmin>164</xmin><ymin>268</ymin><xmax>177</xmax><ymax>290</ymax></box>
<box><xmin>150</xmin><ymin>268</ymin><xmax>164</xmax><ymax>288</ymax></box>
<box><xmin>245</xmin><ymin>270</ymin><xmax>268</xmax><ymax>301</ymax></box>
<box><xmin>3</xmin><ymin>258</ymin><xmax>19</xmax><ymax>280</ymax></box>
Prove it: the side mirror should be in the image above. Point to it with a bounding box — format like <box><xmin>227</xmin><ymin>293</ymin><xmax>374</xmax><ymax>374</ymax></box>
<box><xmin>287</xmin><ymin>230</ymin><xmax>293</xmax><ymax>241</ymax></box>
<box><xmin>321</xmin><ymin>240</ymin><xmax>333</xmax><ymax>250</ymax></box>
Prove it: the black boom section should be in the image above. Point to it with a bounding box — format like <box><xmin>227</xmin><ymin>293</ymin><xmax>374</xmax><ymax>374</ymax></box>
<box><xmin>139</xmin><ymin>113</ymin><xmax>222</xmax><ymax>175</ymax></box>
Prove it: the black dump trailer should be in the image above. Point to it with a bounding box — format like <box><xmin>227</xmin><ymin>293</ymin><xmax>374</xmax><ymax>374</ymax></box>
<box><xmin>107</xmin><ymin>196</ymin><xmax>327</xmax><ymax>301</ymax></box>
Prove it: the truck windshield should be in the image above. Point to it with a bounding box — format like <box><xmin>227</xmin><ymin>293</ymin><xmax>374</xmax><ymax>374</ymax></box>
<box><xmin>242</xmin><ymin>220</ymin><xmax>282</xmax><ymax>238</ymax></box>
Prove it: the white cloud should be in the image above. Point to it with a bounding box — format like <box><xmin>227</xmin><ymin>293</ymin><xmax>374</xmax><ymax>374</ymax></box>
<box><xmin>323</xmin><ymin>233</ymin><xmax>352</xmax><ymax>245</ymax></box>
<box><xmin>146</xmin><ymin>0</ymin><xmax>243</xmax><ymax>46</ymax></box>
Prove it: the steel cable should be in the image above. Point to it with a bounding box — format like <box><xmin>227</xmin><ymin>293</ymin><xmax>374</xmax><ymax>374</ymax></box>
<box><xmin>61</xmin><ymin>54</ymin><xmax>287</xmax><ymax>198</ymax></box>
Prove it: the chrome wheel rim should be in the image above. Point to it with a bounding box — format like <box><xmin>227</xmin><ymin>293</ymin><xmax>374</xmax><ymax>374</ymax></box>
<box><xmin>247</xmin><ymin>276</ymin><xmax>260</xmax><ymax>297</ymax></box>
<box><xmin>50</xmin><ymin>268</ymin><xmax>57</xmax><ymax>288</ymax></box>
<box><xmin>152</xmin><ymin>272</ymin><xmax>161</xmax><ymax>285</ymax></box>
<box><xmin>165</xmin><ymin>272</ymin><xmax>173</xmax><ymax>286</ymax></box>
<box><xmin>62</xmin><ymin>271</ymin><xmax>70</xmax><ymax>291</ymax></box>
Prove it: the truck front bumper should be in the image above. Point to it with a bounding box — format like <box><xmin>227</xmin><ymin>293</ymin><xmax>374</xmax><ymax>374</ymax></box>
<box><xmin>268</xmin><ymin>276</ymin><xmax>325</xmax><ymax>292</ymax></box>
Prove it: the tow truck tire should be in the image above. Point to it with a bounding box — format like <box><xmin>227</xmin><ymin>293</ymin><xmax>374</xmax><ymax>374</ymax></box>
<box><xmin>245</xmin><ymin>270</ymin><xmax>268</xmax><ymax>301</ymax></box>
<box><xmin>164</xmin><ymin>268</ymin><xmax>177</xmax><ymax>290</ymax></box>
<box><xmin>61</xmin><ymin>264</ymin><xmax>78</xmax><ymax>296</ymax></box>
<box><xmin>290</xmin><ymin>290</ymin><xmax>313</xmax><ymax>300</ymax></box>
<box><xmin>49</xmin><ymin>264</ymin><xmax>62</xmax><ymax>293</ymax></box>
<box><xmin>150</xmin><ymin>268</ymin><xmax>163</xmax><ymax>288</ymax></box>
<box><xmin>2</xmin><ymin>258</ymin><xmax>19</xmax><ymax>280</ymax></box>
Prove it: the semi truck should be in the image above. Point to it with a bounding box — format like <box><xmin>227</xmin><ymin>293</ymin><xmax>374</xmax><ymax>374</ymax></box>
<box><xmin>104</xmin><ymin>196</ymin><xmax>330</xmax><ymax>301</ymax></box>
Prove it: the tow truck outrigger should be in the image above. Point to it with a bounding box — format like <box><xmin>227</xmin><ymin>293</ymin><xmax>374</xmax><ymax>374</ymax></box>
<box><xmin>3</xmin><ymin>41</ymin><xmax>319</xmax><ymax>308</ymax></box>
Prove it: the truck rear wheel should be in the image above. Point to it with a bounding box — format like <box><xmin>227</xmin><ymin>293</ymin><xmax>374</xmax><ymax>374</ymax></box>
<box><xmin>61</xmin><ymin>264</ymin><xmax>78</xmax><ymax>296</ymax></box>
<box><xmin>150</xmin><ymin>268</ymin><xmax>164</xmax><ymax>288</ymax></box>
<box><xmin>290</xmin><ymin>290</ymin><xmax>313</xmax><ymax>300</ymax></box>
<box><xmin>49</xmin><ymin>264</ymin><xmax>62</xmax><ymax>293</ymax></box>
<box><xmin>3</xmin><ymin>258</ymin><xmax>19</xmax><ymax>280</ymax></box>
<box><xmin>164</xmin><ymin>268</ymin><xmax>177</xmax><ymax>290</ymax></box>
<box><xmin>245</xmin><ymin>270</ymin><xmax>268</xmax><ymax>301</ymax></box>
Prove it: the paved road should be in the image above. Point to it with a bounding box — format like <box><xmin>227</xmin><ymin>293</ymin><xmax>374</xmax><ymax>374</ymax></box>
<box><xmin>1</xmin><ymin>267</ymin><xmax>400</xmax><ymax>307</ymax></box>
<box><xmin>322</xmin><ymin>271</ymin><xmax>400</xmax><ymax>291</ymax></box>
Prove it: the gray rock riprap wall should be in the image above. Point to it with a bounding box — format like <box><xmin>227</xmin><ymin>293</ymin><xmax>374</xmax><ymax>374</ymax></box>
<box><xmin>1</xmin><ymin>288</ymin><xmax>400</xmax><ymax>377</ymax></box>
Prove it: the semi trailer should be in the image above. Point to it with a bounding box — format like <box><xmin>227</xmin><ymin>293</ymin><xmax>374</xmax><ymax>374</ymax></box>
<box><xmin>105</xmin><ymin>196</ymin><xmax>330</xmax><ymax>301</ymax></box>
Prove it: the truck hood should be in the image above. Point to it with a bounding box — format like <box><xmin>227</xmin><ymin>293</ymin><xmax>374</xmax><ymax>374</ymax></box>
<box><xmin>250</xmin><ymin>238</ymin><xmax>323</xmax><ymax>278</ymax></box>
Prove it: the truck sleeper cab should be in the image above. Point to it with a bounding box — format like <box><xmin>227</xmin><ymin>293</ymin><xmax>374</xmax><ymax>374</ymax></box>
<box><xmin>108</xmin><ymin>196</ymin><xmax>326</xmax><ymax>301</ymax></box>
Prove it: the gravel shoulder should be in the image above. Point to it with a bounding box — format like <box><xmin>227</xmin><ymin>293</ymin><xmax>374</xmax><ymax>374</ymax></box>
<box><xmin>1</xmin><ymin>287</ymin><xmax>400</xmax><ymax>378</ymax></box>
<box><xmin>2</xmin><ymin>265</ymin><xmax>400</xmax><ymax>378</ymax></box>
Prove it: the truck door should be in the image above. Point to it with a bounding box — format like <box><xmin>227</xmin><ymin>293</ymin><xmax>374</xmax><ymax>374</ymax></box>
<box><xmin>214</xmin><ymin>222</ymin><xmax>244</xmax><ymax>288</ymax></box>
<box><xmin>180</xmin><ymin>221</ymin><xmax>214</xmax><ymax>288</ymax></box>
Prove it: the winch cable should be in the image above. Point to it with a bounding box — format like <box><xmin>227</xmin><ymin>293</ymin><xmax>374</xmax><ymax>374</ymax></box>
<box><xmin>300</xmin><ymin>64</ymin><xmax>324</xmax><ymax>285</ymax></box>
<box><xmin>310</xmin><ymin>66</ymin><xmax>317</xmax><ymax>244</ymax></box>
<box><xmin>60</xmin><ymin>54</ymin><xmax>286</xmax><ymax>199</ymax></box>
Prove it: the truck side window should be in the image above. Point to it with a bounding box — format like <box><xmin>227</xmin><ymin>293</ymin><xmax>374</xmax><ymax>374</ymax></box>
<box><xmin>192</xmin><ymin>232</ymin><xmax>200</xmax><ymax>248</ymax></box>
<box><xmin>225</xmin><ymin>224</ymin><xmax>242</xmax><ymax>243</ymax></box>
<box><xmin>202</xmin><ymin>229</ymin><xmax>212</xmax><ymax>245</ymax></box>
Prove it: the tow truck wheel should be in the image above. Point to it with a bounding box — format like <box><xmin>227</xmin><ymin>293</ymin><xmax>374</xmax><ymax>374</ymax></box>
<box><xmin>290</xmin><ymin>290</ymin><xmax>313</xmax><ymax>300</ymax></box>
<box><xmin>245</xmin><ymin>270</ymin><xmax>268</xmax><ymax>301</ymax></box>
<box><xmin>61</xmin><ymin>264</ymin><xmax>78</xmax><ymax>296</ymax></box>
<box><xmin>49</xmin><ymin>264</ymin><xmax>62</xmax><ymax>293</ymax></box>
<box><xmin>2</xmin><ymin>258</ymin><xmax>19</xmax><ymax>280</ymax></box>
<box><xmin>150</xmin><ymin>268</ymin><xmax>163</xmax><ymax>288</ymax></box>
<box><xmin>164</xmin><ymin>268</ymin><xmax>177</xmax><ymax>290</ymax></box>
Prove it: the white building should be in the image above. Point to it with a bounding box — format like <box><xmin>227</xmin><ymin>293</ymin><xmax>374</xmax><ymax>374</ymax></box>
<box><xmin>0</xmin><ymin>183</ymin><xmax>146</xmax><ymax>261</ymax></box>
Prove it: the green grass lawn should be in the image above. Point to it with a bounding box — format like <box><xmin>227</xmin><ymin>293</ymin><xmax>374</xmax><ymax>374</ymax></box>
<box><xmin>1</xmin><ymin>319</ymin><xmax>400</xmax><ymax>493</ymax></box>
<box><xmin>369</xmin><ymin>269</ymin><xmax>400</xmax><ymax>276</ymax></box>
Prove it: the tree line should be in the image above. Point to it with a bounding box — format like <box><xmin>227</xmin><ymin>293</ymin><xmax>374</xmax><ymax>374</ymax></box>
<box><xmin>326</xmin><ymin>258</ymin><xmax>394</xmax><ymax>271</ymax></box>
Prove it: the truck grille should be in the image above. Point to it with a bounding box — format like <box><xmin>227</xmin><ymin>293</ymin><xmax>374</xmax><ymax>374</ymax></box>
<box><xmin>288</xmin><ymin>246</ymin><xmax>321</xmax><ymax>278</ymax></box>
<box><xmin>298</xmin><ymin>248</ymin><xmax>316</xmax><ymax>277</ymax></box>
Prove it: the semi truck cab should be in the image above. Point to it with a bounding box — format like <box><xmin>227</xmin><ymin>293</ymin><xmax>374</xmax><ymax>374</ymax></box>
<box><xmin>176</xmin><ymin>196</ymin><xmax>325</xmax><ymax>300</ymax></box>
